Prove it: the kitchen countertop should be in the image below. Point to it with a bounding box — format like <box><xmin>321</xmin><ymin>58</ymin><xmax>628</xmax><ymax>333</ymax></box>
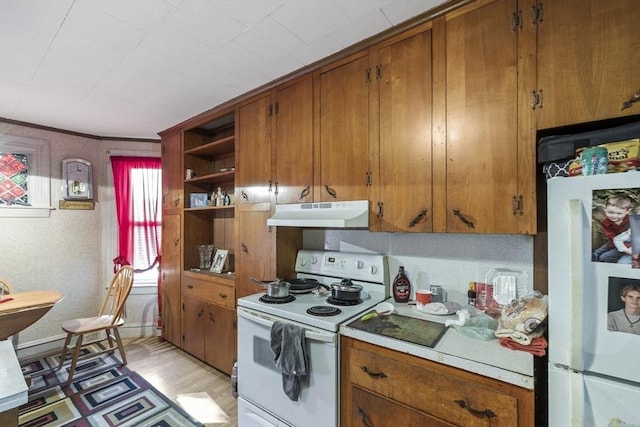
<box><xmin>339</xmin><ymin>298</ymin><xmax>535</xmax><ymax>390</ymax></box>
<box><xmin>0</xmin><ymin>340</ymin><xmax>28</xmax><ymax>413</ymax></box>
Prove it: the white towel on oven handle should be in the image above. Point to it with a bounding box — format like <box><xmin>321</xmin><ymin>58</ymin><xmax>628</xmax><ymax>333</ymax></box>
<box><xmin>270</xmin><ymin>321</ymin><xmax>308</xmax><ymax>401</ymax></box>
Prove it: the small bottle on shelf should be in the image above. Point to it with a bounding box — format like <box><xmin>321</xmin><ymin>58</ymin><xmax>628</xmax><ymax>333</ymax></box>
<box><xmin>467</xmin><ymin>282</ymin><xmax>477</xmax><ymax>306</ymax></box>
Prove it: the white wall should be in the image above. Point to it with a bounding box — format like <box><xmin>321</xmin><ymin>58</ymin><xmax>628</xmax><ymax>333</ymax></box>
<box><xmin>0</xmin><ymin>122</ymin><xmax>159</xmax><ymax>354</ymax></box>
<box><xmin>303</xmin><ymin>230</ymin><xmax>535</xmax><ymax>305</ymax></box>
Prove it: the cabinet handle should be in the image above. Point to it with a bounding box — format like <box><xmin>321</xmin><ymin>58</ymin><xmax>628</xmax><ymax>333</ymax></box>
<box><xmin>197</xmin><ymin>308</ymin><xmax>204</xmax><ymax>318</ymax></box>
<box><xmin>454</xmin><ymin>399</ymin><xmax>497</xmax><ymax>419</ymax></box>
<box><xmin>621</xmin><ymin>90</ymin><xmax>640</xmax><ymax>111</ymax></box>
<box><xmin>173</xmin><ymin>238</ymin><xmax>180</xmax><ymax>246</ymax></box>
<box><xmin>299</xmin><ymin>185</ymin><xmax>310</xmax><ymax>200</ymax></box>
<box><xmin>274</xmin><ymin>182</ymin><xmax>279</xmax><ymax>195</ymax></box>
<box><xmin>357</xmin><ymin>406</ymin><xmax>373</xmax><ymax>427</ymax></box>
<box><xmin>324</xmin><ymin>184</ymin><xmax>337</xmax><ymax>198</ymax></box>
<box><xmin>209</xmin><ymin>311</ymin><xmax>215</xmax><ymax>322</ymax></box>
<box><xmin>408</xmin><ymin>209</ymin><xmax>427</xmax><ymax>228</ymax></box>
<box><xmin>452</xmin><ymin>209</ymin><xmax>475</xmax><ymax>229</ymax></box>
<box><xmin>241</xmin><ymin>243</ymin><xmax>248</xmax><ymax>254</ymax></box>
<box><xmin>268</xmin><ymin>180</ymin><xmax>273</xmax><ymax>192</ymax></box>
<box><xmin>241</xmin><ymin>190</ymin><xmax>248</xmax><ymax>201</ymax></box>
<box><xmin>361</xmin><ymin>366</ymin><xmax>387</xmax><ymax>379</ymax></box>
<box><xmin>377</xmin><ymin>202</ymin><xmax>383</xmax><ymax>218</ymax></box>
<box><xmin>219</xmin><ymin>293</ymin><xmax>228</xmax><ymax>299</ymax></box>
<box><xmin>174</xmin><ymin>197</ymin><xmax>180</xmax><ymax>207</ymax></box>
<box><xmin>187</xmin><ymin>284</ymin><xmax>194</xmax><ymax>289</ymax></box>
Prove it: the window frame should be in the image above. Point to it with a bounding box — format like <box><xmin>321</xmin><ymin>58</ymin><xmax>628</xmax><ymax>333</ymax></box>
<box><xmin>0</xmin><ymin>135</ymin><xmax>53</xmax><ymax>218</ymax></box>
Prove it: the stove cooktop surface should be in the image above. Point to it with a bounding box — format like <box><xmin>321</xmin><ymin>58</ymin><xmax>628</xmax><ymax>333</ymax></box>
<box><xmin>238</xmin><ymin>288</ymin><xmax>385</xmax><ymax>332</ymax></box>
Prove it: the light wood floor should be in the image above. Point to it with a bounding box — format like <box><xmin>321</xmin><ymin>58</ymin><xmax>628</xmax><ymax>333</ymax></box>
<box><xmin>123</xmin><ymin>337</ymin><xmax>238</xmax><ymax>427</ymax></box>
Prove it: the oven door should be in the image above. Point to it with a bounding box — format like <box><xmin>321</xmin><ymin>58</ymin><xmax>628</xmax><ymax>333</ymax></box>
<box><xmin>237</xmin><ymin>307</ymin><xmax>338</xmax><ymax>427</ymax></box>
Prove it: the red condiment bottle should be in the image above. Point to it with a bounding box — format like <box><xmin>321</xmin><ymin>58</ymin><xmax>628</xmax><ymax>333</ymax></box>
<box><xmin>392</xmin><ymin>266</ymin><xmax>411</xmax><ymax>303</ymax></box>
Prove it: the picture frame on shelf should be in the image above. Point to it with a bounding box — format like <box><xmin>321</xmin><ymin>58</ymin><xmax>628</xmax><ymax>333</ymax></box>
<box><xmin>190</xmin><ymin>192</ymin><xmax>208</xmax><ymax>208</ymax></box>
<box><xmin>210</xmin><ymin>249</ymin><xmax>228</xmax><ymax>274</ymax></box>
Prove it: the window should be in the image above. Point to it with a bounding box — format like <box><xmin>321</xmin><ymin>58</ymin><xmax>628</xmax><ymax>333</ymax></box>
<box><xmin>0</xmin><ymin>135</ymin><xmax>52</xmax><ymax>217</ymax></box>
<box><xmin>111</xmin><ymin>156</ymin><xmax>162</xmax><ymax>286</ymax></box>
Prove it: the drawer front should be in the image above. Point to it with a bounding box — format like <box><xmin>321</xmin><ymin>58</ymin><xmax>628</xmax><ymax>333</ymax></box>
<box><xmin>349</xmin><ymin>347</ymin><xmax>518</xmax><ymax>426</ymax></box>
<box><xmin>351</xmin><ymin>386</ymin><xmax>454</xmax><ymax>427</ymax></box>
<box><xmin>182</xmin><ymin>276</ymin><xmax>234</xmax><ymax>308</ymax></box>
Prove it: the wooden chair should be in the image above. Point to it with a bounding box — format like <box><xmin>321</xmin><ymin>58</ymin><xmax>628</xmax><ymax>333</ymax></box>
<box><xmin>0</xmin><ymin>279</ymin><xmax>14</xmax><ymax>296</ymax></box>
<box><xmin>57</xmin><ymin>265</ymin><xmax>134</xmax><ymax>384</ymax></box>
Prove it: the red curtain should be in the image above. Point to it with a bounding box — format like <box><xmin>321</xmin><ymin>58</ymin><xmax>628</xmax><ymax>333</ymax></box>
<box><xmin>110</xmin><ymin>156</ymin><xmax>162</xmax><ymax>273</ymax></box>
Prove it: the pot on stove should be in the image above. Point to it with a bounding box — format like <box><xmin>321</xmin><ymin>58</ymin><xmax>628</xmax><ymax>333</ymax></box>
<box><xmin>250</xmin><ymin>278</ymin><xmax>291</xmax><ymax>298</ymax></box>
<box><xmin>330</xmin><ymin>279</ymin><xmax>362</xmax><ymax>301</ymax></box>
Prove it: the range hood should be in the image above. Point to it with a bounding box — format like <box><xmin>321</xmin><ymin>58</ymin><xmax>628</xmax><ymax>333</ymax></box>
<box><xmin>267</xmin><ymin>200</ymin><xmax>369</xmax><ymax>228</ymax></box>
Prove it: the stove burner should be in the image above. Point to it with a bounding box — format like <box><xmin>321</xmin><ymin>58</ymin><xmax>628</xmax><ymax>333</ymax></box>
<box><xmin>259</xmin><ymin>295</ymin><xmax>296</xmax><ymax>304</ymax></box>
<box><xmin>326</xmin><ymin>297</ymin><xmax>362</xmax><ymax>306</ymax></box>
<box><xmin>307</xmin><ymin>306</ymin><xmax>342</xmax><ymax>317</ymax></box>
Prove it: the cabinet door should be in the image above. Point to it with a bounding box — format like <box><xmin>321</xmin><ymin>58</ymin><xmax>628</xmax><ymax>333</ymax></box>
<box><xmin>443</xmin><ymin>0</ymin><xmax>519</xmax><ymax>233</ymax></box>
<box><xmin>162</xmin><ymin>131</ymin><xmax>182</xmax><ymax>211</ymax></box>
<box><xmin>274</xmin><ymin>76</ymin><xmax>314</xmax><ymax>204</ymax></box>
<box><xmin>236</xmin><ymin>93</ymin><xmax>273</xmax><ymax>204</ymax></box>
<box><xmin>235</xmin><ymin>203</ymin><xmax>275</xmax><ymax>299</ymax></box>
<box><xmin>161</xmin><ymin>213</ymin><xmax>181</xmax><ymax>345</ymax></box>
<box><xmin>537</xmin><ymin>0</ymin><xmax>640</xmax><ymax>129</ymax></box>
<box><xmin>318</xmin><ymin>53</ymin><xmax>370</xmax><ymax>202</ymax></box>
<box><xmin>204</xmin><ymin>304</ymin><xmax>236</xmax><ymax>375</ymax></box>
<box><xmin>351</xmin><ymin>387</ymin><xmax>454</xmax><ymax>427</ymax></box>
<box><xmin>375</xmin><ymin>29</ymin><xmax>432</xmax><ymax>232</ymax></box>
<box><xmin>181</xmin><ymin>293</ymin><xmax>206</xmax><ymax>360</ymax></box>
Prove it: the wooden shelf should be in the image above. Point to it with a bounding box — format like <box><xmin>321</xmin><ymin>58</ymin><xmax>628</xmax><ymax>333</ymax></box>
<box><xmin>184</xmin><ymin>135</ymin><xmax>235</xmax><ymax>157</ymax></box>
<box><xmin>185</xmin><ymin>170</ymin><xmax>234</xmax><ymax>186</ymax></box>
<box><xmin>184</xmin><ymin>205</ymin><xmax>234</xmax><ymax>213</ymax></box>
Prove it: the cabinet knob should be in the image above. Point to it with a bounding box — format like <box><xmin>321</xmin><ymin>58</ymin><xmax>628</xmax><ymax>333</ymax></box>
<box><xmin>323</xmin><ymin>184</ymin><xmax>337</xmax><ymax>198</ymax></box>
<box><xmin>408</xmin><ymin>209</ymin><xmax>427</xmax><ymax>228</ymax></box>
<box><xmin>454</xmin><ymin>399</ymin><xmax>496</xmax><ymax>419</ymax></box>
<box><xmin>621</xmin><ymin>90</ymin><xmax>640</xmax><ymax>111</ymax></box>
<box><xmin>361</xmin><ymin>366</ymin><xmax>387</xmax><ymax>379</ymax></box>
<box><xmin>357</xmin><ymin>406</ymin><xmax>373</xmax><ymax>427</ymax></box>
<box><xmin>299</xmin><ymin>185</ymin><xmax>310</xmax><ymax>200</ymax></box>
<box><xmin>452</xmin><ymin>209</ymin><xmax>475</xmax><ymax>229</ymax></box>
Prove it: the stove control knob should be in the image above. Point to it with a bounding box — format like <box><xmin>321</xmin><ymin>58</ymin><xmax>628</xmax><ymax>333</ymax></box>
<box><xmin>370</xmin><ymin>265</ymin><xmax>378</xmax><ymax>275</ymax></box>
<box><xmin>311</xmin><ymin>256</ymin><xmax>318</xmax><ymax>264</ymax></box>
<box><xmin>355</xmin><ymin>260</ymin><xmax>364</xmax><ymax>269</ymax></box>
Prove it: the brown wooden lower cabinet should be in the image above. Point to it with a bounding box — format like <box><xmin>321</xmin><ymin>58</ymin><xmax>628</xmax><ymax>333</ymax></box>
<box><xmin>181</xmin><ymin>271</ymin><xmax>236</xmax><ymax>375</ymax></box>
<box><xmin>340</xmin><ymin>337</ymin><xmax>535</xmax><ymax>427</ymax></box>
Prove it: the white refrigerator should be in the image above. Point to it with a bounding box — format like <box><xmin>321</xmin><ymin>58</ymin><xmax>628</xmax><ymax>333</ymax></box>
<box><xmin>547</xmin><ymin>171</ymin><xmax>640</xmax><ymax>426</ymax></box>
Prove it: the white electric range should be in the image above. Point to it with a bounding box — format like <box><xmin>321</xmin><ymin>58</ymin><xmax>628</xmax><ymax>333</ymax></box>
<box><xmin>237</xmin><ymin>249</ymin><xmax>389</xmax><ymax>427</ymax></box>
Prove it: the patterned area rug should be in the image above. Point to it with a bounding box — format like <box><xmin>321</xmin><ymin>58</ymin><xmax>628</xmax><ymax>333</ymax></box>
<box><xmin>19</xmin><ymin>344</ymin><xmax>203</xmax><ymax>427</ymax></box>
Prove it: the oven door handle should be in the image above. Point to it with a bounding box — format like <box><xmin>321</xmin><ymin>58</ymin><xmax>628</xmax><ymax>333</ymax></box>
<box><xmin>238</xmin><ymin>308</ymin><xmax>337</xmax><ymax>345</ymax></box>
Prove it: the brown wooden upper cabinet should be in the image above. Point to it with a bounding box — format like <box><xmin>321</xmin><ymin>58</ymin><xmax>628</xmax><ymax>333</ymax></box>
<box><xmin>433</xmin><ymin>0</ymin><xmax>537</xmax><ymax>234</ymax></box>
<box><xmin>370</xmin><ymin>25</ymin><xmax>433</xmax><ymax>233</ymax></box>
<box><xmin>273</xmin><ymin>76</ymin><xmax>314</xmax><ymax>204</ymax></box>
<box><xmin>161</xmin><ymin>131</ymin><xmax>183</xmax><ymax>211</ymax></box>
<box><xmin>536</xmin><ymin>0</ymin><xmax>640</xmax><ymax>129</ymax></box>
<box><xmin>236</xmin><ymin>93</ymin><xmax>273</xmax><ymax>204</ymax></box>
<box><xmin>315</xmin><ymin>52</ymin><xmax>371</xmax><ymax>202</ymax></box>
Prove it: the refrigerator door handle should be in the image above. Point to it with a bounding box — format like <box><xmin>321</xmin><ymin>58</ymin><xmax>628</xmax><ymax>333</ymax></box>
<box><xmin>568</xmin><ymin>199</ymin><xmax>584</xmax><ymax>371</ymax></box>
<box><xmin>569</xmin><ymin>369</ymin><xmax>585</xmax><ymax>425</ymax></box>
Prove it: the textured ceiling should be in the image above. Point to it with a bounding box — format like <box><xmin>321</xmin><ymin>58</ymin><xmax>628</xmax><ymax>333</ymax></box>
<box><xmin>0</xmin><ymin>0</ymin><xmax>448</xmax><ymax>139</ymax></box>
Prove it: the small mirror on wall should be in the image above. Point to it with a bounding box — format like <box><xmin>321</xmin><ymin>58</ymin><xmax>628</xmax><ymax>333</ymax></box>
<box><xmin>210</xmin><ymin>249</ymin><xmax>228</xmax><ymax>274</ymax></box>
